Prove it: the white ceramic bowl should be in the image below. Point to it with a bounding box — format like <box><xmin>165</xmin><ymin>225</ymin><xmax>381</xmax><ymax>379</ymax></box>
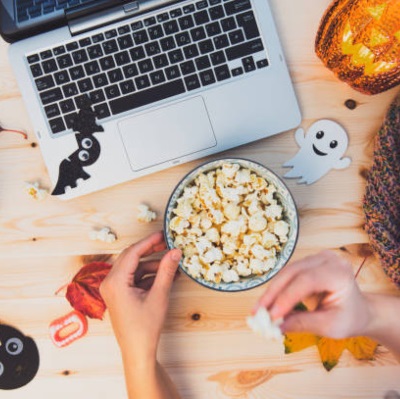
<box><xmin>164</xmin><ymin>158</ymin><xmax>299</xmax><ymax>292</ymax></box>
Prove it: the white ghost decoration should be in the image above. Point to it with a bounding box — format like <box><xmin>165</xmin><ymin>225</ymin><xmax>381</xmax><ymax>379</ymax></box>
<box><xmin>283</xmin><ymin>119</ymin><xmax>351</xmax><ymax>185</ymax></box>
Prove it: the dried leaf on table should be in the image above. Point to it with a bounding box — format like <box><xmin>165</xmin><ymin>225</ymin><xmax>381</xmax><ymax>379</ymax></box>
<box><xmin>345</xmin><ymin>336</ymin><xmax>378</xmax><ymax>360</ymax></box>
<box><xmin>316</xmin><ymin>337</ymin><xmax>346</xmax><ymax>371</ymax></box>
<box><xmin>66</xmin><ymin>262</ymin><xmax>112</xmax><ymax>319</ymax></box>
<box><xmin>284</xmin><ymin>333</ymin><xmax>318</xmax><ymax>354</ymax></box>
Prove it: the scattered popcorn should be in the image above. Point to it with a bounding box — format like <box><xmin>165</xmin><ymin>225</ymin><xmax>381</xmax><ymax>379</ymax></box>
<box><xmin>137</xmin><ymin>204</ymin><xmax>157</xmax><ymax>223</ymax></box>
<box><xmin>25</xmin><ymin>182</ymin><xmax>48</xmax><ymax>201</ymax></box>
<box><xmin>247</xmin><ymin>307</ymin><xmax>283</xmax><ymax>341</ymax></box>
<box><xmin>89</xmin><ymin>227</ymin><xmax>117</xmax><ymax>243</ymax></box>
<box><xmin>169</xmin><ymin>162</ymin><xmax>290</xmax><ymax>284</ymax></box>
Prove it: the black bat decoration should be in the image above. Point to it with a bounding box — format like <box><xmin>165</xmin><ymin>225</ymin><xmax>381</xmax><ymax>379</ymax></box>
<box><xmin>52</xmin><ymin>97</ymin><xmax>103</xmax><ymax>196</ymax></box>
<box><xmin>0</xmin><ymin>324</ymin><xmax>40</xmax><ymax>390</ymax></box>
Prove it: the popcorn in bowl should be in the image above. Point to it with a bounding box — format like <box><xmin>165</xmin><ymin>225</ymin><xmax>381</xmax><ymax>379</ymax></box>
<box><xmin>168</xmin><ymin>161</ymin><xmax>291</xmax><ymax>285</ymax></box>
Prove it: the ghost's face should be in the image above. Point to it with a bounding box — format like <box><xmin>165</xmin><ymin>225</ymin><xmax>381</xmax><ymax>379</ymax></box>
<box><xmin>308</xmin><ymin>120</ymin><xmax>348</xmax><ymax>159</ymax></box>
<box><xmin>0</xmin><ymin>325</ymin><xmax>39</xmax><ymax>390</ymax></box>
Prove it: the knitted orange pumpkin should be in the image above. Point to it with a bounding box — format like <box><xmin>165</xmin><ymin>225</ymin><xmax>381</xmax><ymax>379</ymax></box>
<box><xmin>315</xmin><ymin>0</ymin><xmax>400</xmax><ymax>95</ymax></box>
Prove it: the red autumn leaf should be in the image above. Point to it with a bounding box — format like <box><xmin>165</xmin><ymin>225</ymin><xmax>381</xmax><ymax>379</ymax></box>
<box><xmin>66</xmin><ymin>262</ymin><xmax>112</xmax><ymax>319</ymax></box>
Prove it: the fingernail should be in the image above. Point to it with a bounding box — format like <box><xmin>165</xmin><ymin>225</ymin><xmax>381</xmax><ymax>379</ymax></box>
<box><xmin>269</xmin><ymin>305</ymin><xmax>280</xmax><ymax>320</ymax></box>
<box><xmin>171</xmin><ymin>249</ymin><xmax>182</xmax><ymax>262</ymax></box>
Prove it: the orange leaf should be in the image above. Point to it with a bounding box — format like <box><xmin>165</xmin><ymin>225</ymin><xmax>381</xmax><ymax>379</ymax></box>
<box><xmin>284</xmin><ymin>333</ymin><xmax>318</xmax><ymax>354</ymax></box>
<box><xmin>65</xmin><ymin>262</ymin><xmax>112</xmax><ymax>319</ymax></box>
<box><xmin>345</xmin><ymin>336</ymin><xmax>378</xmax><ymax>360</ymax></box>
<box><xmin>316</xmin><ymin>337</ymin><xmax>346</xmax><ymax>371</ymax></box>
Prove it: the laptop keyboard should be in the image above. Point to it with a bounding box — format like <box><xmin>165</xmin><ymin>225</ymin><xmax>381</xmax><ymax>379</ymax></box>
<box><xmin>16</xmin><ymin>0</ymin><xmax>93</xmax><ymax>23</ymax></box>
<box><xmin>26</xmin><ymin>0</ymin><xmax>269</xmax><ymax>135</ymax></box>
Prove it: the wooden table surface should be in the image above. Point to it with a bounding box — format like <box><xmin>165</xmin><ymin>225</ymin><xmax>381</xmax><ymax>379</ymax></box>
<box><xmin>1</xmin><ymin>0</ymin><xmax>400</xmax><ymax>397</ymax></box>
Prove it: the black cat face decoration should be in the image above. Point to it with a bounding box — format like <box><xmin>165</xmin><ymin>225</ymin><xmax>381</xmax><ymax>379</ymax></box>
<box><xmin>0</xmin><ymin>325</ymin><xmax>40</xmax><ymax>390</ymax></box>
<box><xmin>51</xmin><ymin>97</ymin><xmax>104</xmax><ymax>196</ymax></box>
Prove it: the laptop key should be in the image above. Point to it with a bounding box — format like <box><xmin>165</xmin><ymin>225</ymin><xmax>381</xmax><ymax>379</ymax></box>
<box><xmin>123</xmin><ymin>63</ymin><xmax>139</xmax><ymax>78</ymax></box>
<box><xmin>198</xmin><ymin>39</ymin><xmax>214</xmax><ymax>54</ymax></box>
<box><xmin>135</xmin><ymin>75</ymin><xmax>151</xmax><ymax>90</ymax></box>
<box><xmin>79</xmin><ymin>37</ymin><xmax>91</xmax><ymax>47</ymax></box>
<box><xmin>60</xmin><ymin>99</ymin><xmax>76</xmax><ymax>113</ymax></box>
<box><xmin>100</xmin><ymin>56</ymin><xmax>116</xmax><ymax>70</ymax></box>
<box><xmin>194</xmin><ymin>10</ymin><xmax>209</xmax><ymax>25</ymax></box>
<box><xmin>196</xmin><ymin>0</ymin><xmax>208</xmax><ymax>10</ymax></box>
<box><xmin>118</xmin><ymin>25</ymin><xmax>131</xmax><ymax>35</ymax></box>
<box><xmin>66</xmin><ymin>42</ymin><xmax>79</xmax><ymax>51</ymax></box>
<box><xmin>40</xmin><ymin>87</ymin><xmax>63</xmax><ymax>105</ymax></box>
<box><xmin>84</xmin><ymin>61</ymin><xmax>100</xmax><ymax>75</ymax></box>
<box><xmin>70</xmin><ymin>65</ymin><xmax>85</xmax><ymax>80</ymax></box>
<box><xmin>102</xmin><ymin>40</ymin><xmax>118</xmax><ymax>54</ymax></box>
<box><xmin>153</xmin><ymin>54</ymin><xmax>169</xmax><ymax>69</ymax></box>
<box><xmin>242</xmin><ymin>56</ymin><xmax>255</xmax><ymax>72</ymax></box>
<box><xmin>75</xmin><ymin>95</ymin><xmax>91</xmax><ymax>108</ymax></box>
<box><xmin>210</xmin><ymin>50</ymin><xmax>226</xmax><ymax>65</ymax></box>
<box><xmin>40</xmin><ymin>50</ymin><xmax>52</xmax><ymax>60</ymax></box>
<box><xmin>64</xmin><ymin>112</ymin><xmax>78</xmax><ymax>129</ymax></box>
<box><xmin>42</xmin><ymin>59</ymin><xmax>58</xmax><ymax>73</ymax></box>
<box><xmin>168</xmin><ymin>49</ymin><xmax>184</xmax><ymax>64</ymax></box>
<box><xmin>118</xmin><ymin>35</ymin><xmax>134</xmax><ymax>50</ymax></box>
<box><xmin>165</xmin><ymin>65</ymin><xmax>181</xmax><ymax>80</ymax></box>
<box><xmin>108</xmin><ymin>68</ymin><xmax>124</xmax><ymax>82</ymax></box>
<box><xmin>57</xmin><ymin>54</ymin><xmax>73</xmax><ymax>68</ymax></box>
<box><xmin>180</xmin><ymin>60</ymin><xmax>196</xmax><ymax>75</ymax></box>
<box><xmin>49</xmin><ymin>117</ymin><xmax>66</xmax><ymax>134</ymax></box>
<box><xmin>30</xmin><ymin>63</ymin><xmax>43</xmax><ymax>78</ymax></box>
<box><xmin>88</xmin><ymin>44</ymin><xmax>104</xmax><ymax>59</ymax></box>
<box><xmin>183</xmin><ymin>44</ymin><xmax>199</xmax><ymax>59</ymax></box>
<box><xmin>209</xmin><ymin>5</ymin><xmax>225</xmax><ymax>20</ymax></box>
<box><xmin>225</xmin><ymin>38</ymin><xmax>263</xmax><ymax>61</ymax></box>
<box><xmin>213</xmin><ymin>34</ymin><xmax>229</xmax><ymax>49</ymax></box>
<box><xmin>92</xmin><ymin>33</ymin><xmax>105</xmax><ymax>43</ymax></box>
<box><xmin>183</xmin><ymin>4</ymin><xmax>195</xmax><ymax>14</ymax></box>
<box><xmin>115</xmin><ymin>51</ymin><xmax>131</xmax><ymax>65</ymax></box>
<box><xmin>53</xmin><ymin>46</ymin><xmax>66</xmax><ymax>56</ymax></box>
<box><xmin>150</xmin><ymin>70</ymin><xmax>166</xmax><ymax>85</ymax></box>
<box><xmin>195</xmin><ymin>55</ymin><xmax>211</xmax><ymax>70</ymax></box>
<box><xmin>105</xmin><ymin>84</ymin><xmax>121</xmax><ymax>99</ymax></box>
<box><xmin>215</xmin><ymin>64</ymin><xmax>230</xmax><ymax>80</ymax></box>
<box><xmin>236</xmin><ymin>11</ymin><xmax>259</xmax><ymax>39</ymax></box>
<box><xmin>224</xmin><ymin>0</ymin><xmax>251</xmax><ymax>15</ymax></box>
<box><xmin>72</xmin><ymin>49</ymin><xmax>88</xmax><ymax>64</ymax></box>
<box><xmin>27</xmin><ymin>54</ymin><xmax>40</xmax><ymax>64</ymax></box>
<box><xmin>120</xmin><ymin>80</ymin><xmax>136</xmax><ymax>94</ymax></box>
<box><xmin>148</xmin><ymin>25</ymin><xmax>164</xmax><ymax>40</ymax></box>
<box><xmin>144</xmin><ymin>16</ymin><xmax>156</xmax><ymax>26</ymax></box>
<box><xmin>105</xmin><ymin>29</ymin><xmax>117</xmax><ymax>39</ymax></box>
<box><xmin>131</xmin><ymin>21</ymin><xmax>143</xmax><ymax>31</ymax></box>
<box><xmin>232</xmin><ymin>66</ymin><xmax>243</xmax><ymax>76</ymax></box>
<box><xmin>77</xmin><ymin>78</ymin><xmax>93</xmax><ymax>92</ymax></box>
<box><xmin>256</xmin><ymin>58</ymin><xmax>269</xmax><ymax>68</ymax></box>
<box><xmin>145</xmin><ymin>41</ymin><xmax>161</xmax><ymax>57</ymax></box>
<box><xmin>170</xmin><ymin>8</ymin><xmax>182</xmax><ymax>18</ymax></box>
<box><xmin>94</xmin><ymin>103</ymin><xmax>111</xmax><ymax>119</ymax></box>
<box><xmin>157</xmin><ymin>12</ymin><xmax>169</xmax><ymax>22</ymax></box>
<box><xmin>89</xmin><ymin>89</ymin><xmax>105</xmax><ymax>104</ymax></box>
<box><xmin>110</xmin><ymin>79</ymin><xmax>186</xmax><ymax>115</ymax></box>
<box><xmin>178</xmin><ymin>15</ymin><xmax>194</xmax><ymax>30</ymax></box>
<box><xmin>205</xmin><ymin>22</ymin><xmax>221</xmax><ymax>36</ymax></box>
<box><xmin>138</xmin><ymin>59</ymin><xmax>154</xmax><ymax>74</ymax></box>
<box><xmin>44</xmin><ymin>103</ymin><xmax>60</xmax><ymax>119</ymax></box>
<box><xmin>221</xmin><ymin>16</ymin><xmax>236</xmax><ymax>31</ymax></box>
<box><xmin>93</xmin><ymin>73</ymin><xmax>109</xmax><ymax>88</ymax></box>
<box><xmin>229</xmin><ymin>29</ymin><xmax>244</xmax><ymax>44</ymax></box>
<box><xmin>176</xmin><ymin>32</ymin><xmax>191</xmax><ymax>47</ymax></box>
<box><xmin>163</xmin><ymin>20</ymin><xmax>179</xmax><ymax>35</ymax></box>
<box><xmin>62</xmin><ymin>83</ymin><xmax>79</xmax><ymax>98</ymax></box>
<box><xmin>35</xmin><ymin>75</ymin><xmax>55</xmax><ymax>91</ymax></box>
<box><xmin>133</xmin><ymin>30</ymin><xmax>149</xmax><ymax>45</ymax></box>
<box><xmin>160</xmin><ymin>36</ymin><xmax>176</xmax><ymax>52</ymax></box>
<box><xmin>199</xmin><ymin>69</ymin><xmax>216</xmax><ymax>86</ymax></box>
<box><xmin>184</xmin><ymin>74</ymin><xmax>201</xmax><ymax>90</ymax></box>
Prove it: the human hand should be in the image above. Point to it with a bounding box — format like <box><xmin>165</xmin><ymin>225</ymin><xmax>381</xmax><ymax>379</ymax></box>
<box><xmin>100</xmin><ymin>231</ymin><xmax>182</xmax><ymax>368</ymax></box>
<box><xmin>254</xmin><ymin>251</ymin><xmax>372</xmax><ymax>339</ymax></box>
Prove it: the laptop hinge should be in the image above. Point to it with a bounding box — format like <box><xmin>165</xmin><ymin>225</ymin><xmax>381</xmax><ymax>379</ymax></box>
<box><xmin>66</xmin><ymin>0</ymin><xmax>165</xmax><ymax>36</ymax></box>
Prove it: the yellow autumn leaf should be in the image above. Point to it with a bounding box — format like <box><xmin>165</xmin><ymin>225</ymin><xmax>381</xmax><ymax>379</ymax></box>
<box><xmin>284</xmin><ymin>333</ymin><xmax>318</xmax><ymax>354</ymax></box>
<box><xmin>316</xmin><ymin>337</ymin><xmax>346</xmax><ymax>371</ymax></box>
<box><xmin>345</xmin><ymin>336</ymin><xmax>378</xmax><ymax>360</ymax></box>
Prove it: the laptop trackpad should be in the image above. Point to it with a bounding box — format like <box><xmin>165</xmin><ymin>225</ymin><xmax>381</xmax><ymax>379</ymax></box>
<box><xmin>118</xmin><ymin>97</ymin><xmax>217</xmax><ymax>172</ymax></box>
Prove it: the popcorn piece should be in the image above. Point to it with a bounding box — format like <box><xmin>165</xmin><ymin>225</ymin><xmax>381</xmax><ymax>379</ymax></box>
<box><xmin>137</xmin><ymin>204</ymin><xmax>157</xmax><ymax>223</ymax></box>
<box><xmin>25</xmin><ymin>182</ymin><xmax>48</xmax><ymax>201</ymax></box>
<box><xmin>234</xmin><ymin>168</ymin><xmax>251</xmax><ymax>184</ymax></box>
<box><xmin>202</xmin><ymin>246</ymin><xmax>223</xmax><ymax>264</ymax></box>
<box><xmin>262</xmin><ymin>231</ymin><xmax>279</xmax><ymax>249</ymax></box>
<box><xmin>206</xmin><ymin>227</ymin><xmax>220</xmax><ymax>243</ymax></box>
<box><xmin>205</xmin><ymin>263</ymin><xmax>223</xmax><ymax>283</ymax></box>
<box><xmin>265</xmin><ymin>203</ymin><xmax>283</xmax><ymax>219</ymax></box>
<box><xmin>170</xmin><ymin>216</ymin><xmax>189</xmax><ymax>234</ymax></box>
<box><xmin>174</xmin><ymin>198</ymin><xmax>193</xmax><ymax>219</ymax></box>
<box><xmin>274</xmin><ymin>220</ymin><xmax>290</xmax><ymax>243</ymax></box>
<box><xmin>235</xmin><ymin>257</ymin><xmax>251</xmax><ymax>277</ymax></box>
<box><xmin>249</xmin><ymin>212</ymin><xmax>267</xmax><ymax>232</ymax></box>
<box><xmin>195</xmin><ymin>237</ymin><xmax>212</xmax><ymax>255</ymax></box>
<box><xmin>222</xmin><ymin>268</ymin><xmax>239</xmax><ymax>283</ymax></box>
<box><xmin>89</xmin><ymin>227</ymin><xmax>117</xmax><ymax>243</ymax></box>
<box><xmin>251</xmin><ymin>244</ymin><xmax>274</xmax><ymax>260</ymax></box>
<box><xmin>221</xmin><ymin>162</ymin><xmax>240</xmax><ymax>179</ymax></box>
<box><xmin>184</xmin><ymin>256</ymin><xmax>202</xmax><ymax>279</ymax></box>
<box><xmin>223</xmin><ymin>202</ymin><xmax>241</xmax><ymax>220</ymax></box>
<box><xmin>246</xmin><ymin>307</ymin><xmax>283</xmax><ymax>341</ymax></box>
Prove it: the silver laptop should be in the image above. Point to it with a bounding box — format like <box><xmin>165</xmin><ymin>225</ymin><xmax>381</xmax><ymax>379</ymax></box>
<box><xmin>1</xmin><ymin>0</ymin><xmax>301</xmax><ymax>199</ymax></box>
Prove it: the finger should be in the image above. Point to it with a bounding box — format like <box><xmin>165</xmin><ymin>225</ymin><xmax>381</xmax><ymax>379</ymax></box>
<box><xmin>150</xmin><ymin>249</ymin><xmax>182</xmax><ymax>301</ymax></box>
<box><xmin>141</xmin><ymin>241</ymin><xmax>166</xmax><ymax>258</ymax></box>
<box><xmin>254</xmin><ymin>251</ymin><xmax>333</xmax><ymax>312</ymax></box>
<box><xmin>267</xmin><ymin>258</ymin><xmax>348</xmax><ymax>320</ymax></box>
<box><xmin>281</xmin><ymin>309</ymin><xmax>336</xmax><ymax>336</ymax></box>
<box><xmin>114</xmin><ymin>232</ymin><xmax>164</xmax><ymax>275</ymax></box>
<box><xmin>134</xmin><ymin>260</ymin><xmax>161</xmax><ymax>284</ymax></box>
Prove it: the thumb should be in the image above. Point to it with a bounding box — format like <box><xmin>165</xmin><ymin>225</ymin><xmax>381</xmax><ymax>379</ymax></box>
<box><xmin>281</xmin><ymin>310</ymin><xmax>335</xmax><ymax>336</ymax></box>
<box><xmin>150</xmin><ymin>249</ymin><xmax>182</xmax><ymax>300</ymax></box>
